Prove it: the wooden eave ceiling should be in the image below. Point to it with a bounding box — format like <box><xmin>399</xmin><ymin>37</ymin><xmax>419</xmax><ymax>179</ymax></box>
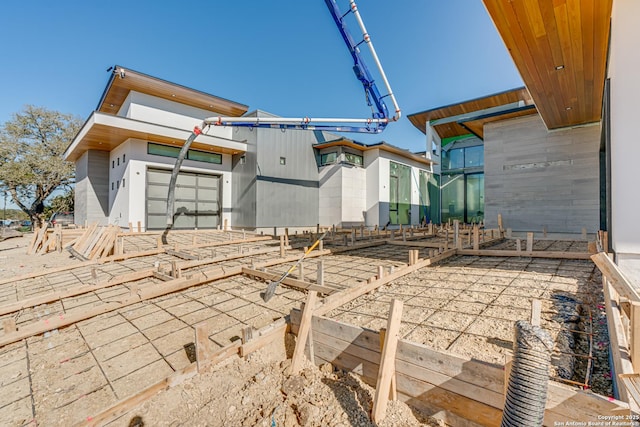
<box><xmin>66</xmin><ymin>122</ymin><xmax>244</xmax><ymax>162</ymax></box>
<box><xmin>407</xmin><ymin>87</ymin><xmax>535</xmax><ymax>139</ymax></box>
<box><xmin>98</xmin><ymin>67</ymin><xmax>249</xmax><ymax>117</ymax></box>
<box><xmin>483</xmin><ymin>0</ymin><xmax>612</xmax><ymax>129</ymax></box>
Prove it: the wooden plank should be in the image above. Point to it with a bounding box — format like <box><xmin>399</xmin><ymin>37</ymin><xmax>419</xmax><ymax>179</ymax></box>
<box><xmin>386</xmin><ymin>240</ymin><xmax>445</xmax><ymax>249</ymax></box>
<box><xmin>195</xmin><ymin>322</ymin><xmax>214</xmax><ymax>372</ymax></box>
<box><xmin>0</xmin><ymin>259</ymin><xmax>96</xmax><ymax>287</ymax></box>
<box><xmin>592</xmin><ymin>253</ymin><xmax>640</xmax><ymax>302</ymax></box>
<box><xmin>457</xmin><ymin>249</ymin><xmax>592</xmax><ymax>260</ymax></box>
<box><xmin>239</xmin><ymin>318</ymin><xmax>289</xmax><ymax>357</ymax></box>
<box><xmin>28</xmin><ymin>224</ymin><xmax>48</xmax><ymax>255</ymax></box>
<box><xmin>372</xmin><ymin>299</ymin><xmax>403</xmax><ymax>423</ymax></box>
<box><xmin>603</xmin><ymin>279</ymin><xmax>633</xmax><ymax>402</ymax></box>
<box><xmin>241</xmin><ymin>267</ymin><xmax>336</xmax><ymax>295</ymax></box>
<box><xmin>0</xmin><ymin>268</ymin><xmax>154</xmax><ymax>316</ymax></box>
<box><xmin>99</xmin><ymin>247</ymin><xmax>166</xmax><ymax>263</ymax></box>
<box><xmin>174</xmin><ymin>235</ymin><xmax>273</xmax><ymax>251</ymax></box>
<box><xmin>290</xmin><ymin>291</ymin><xmax>318</xmax><ymax>374</ymax></box>
<box><xmin>632</xmin><ymin>303</ymin><xmax>640</xmax><ymax>373</ymax></box>
<box><xmin>316</xmin><ymin>249</ymin><xmax>456</xmax><ymax>316</ymax></box>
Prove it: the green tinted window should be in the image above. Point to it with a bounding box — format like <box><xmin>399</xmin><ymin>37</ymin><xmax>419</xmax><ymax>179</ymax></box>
<box><xmin>148</xmin><ymin>143</ymin><xmax>180</xmax><ymax>158</ymax></box>
<box><xmin>320</xmin><ymin>152</ymin><xmax>337</xmax><ymax>165</ymax></box>
<box><xmin>187</xmin><ymin>150</ymin><xmax>222</xmax><ymax>164</ymax></box>
<box><xmin>148</xmin><ymin>143</ymin><xmax>222</xmax><ymax>165</ymax></box>
<box><xmin>344</xmin><ymin>152</ymin><xmax>363</xmax><ymax>166</ymax></box>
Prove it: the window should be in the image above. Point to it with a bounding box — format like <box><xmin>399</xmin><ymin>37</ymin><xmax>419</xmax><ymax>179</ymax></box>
<box><xmin>320</xmin><ymin>152</ymin><xmax>337</xmax><ymax>165</ymax></box>
<box><xmin>147</xmin><ymin>143</ymin><xmax>222</xmax><ymax>164</ymax></box>
<box><xmin>465</xmin><ymin>145</ymin><xmax>484</xmax><ymax>167</ymax></box>
<box><xmin>117</xmin><ymin>157</ymin><xmax>120</xmax><ymax>166</ymax></box>
<box><xmin>111</xmin><ymin>182</ymin><xmax>114</xmax><ymax>190</ymax></box>
<box><xmin>240</xmin><ymin>155</ymin><xmax>246</xmax><ymax>165</ymax></box>
<box><xmin>122</xmin><ymin>178</ymin><xmax>125</xmax><ymax>188</ymax></box>
<box><xmin>112</xmin><ymin>160</ymin><xmax>114</xmax><ymax>169</ymax></box>
<box><xmin>117</xmin><ymin>180</ymin><xmax>120</xmax><ymax>189</ymax></box>
<box><xmin>122</xmin><ymin>154</ymin><xmax>126</xmax><ymax>163</ymax></box>
<box><xmin>280</xmin><ymin>157</ymin><xmax>286</xmax><ymax>165</ymax></box>
<box><xmin>344</xmin><ymin>152</ymin><xmax>363</xmax><ymax>166</ymax></box>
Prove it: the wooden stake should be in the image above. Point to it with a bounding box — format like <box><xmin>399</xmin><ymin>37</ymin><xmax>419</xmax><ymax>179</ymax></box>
<box><xmin>195</xmin><ymin>322</ymin><xmax>213</xmax><ymax>372</ymax></box>
<box><xmin>630</xmin><ymin>303</ymin><xmax>640</xmax><ymax>372</ymax></box>
<box><xmin>317</xmin><ymin>260</ymin><xmax>324</xmax><ymax>286</ymax></box>
<box><xmin>372</xmin><ymin>299</ymin><xmax>403</xmax><ymax>423</ymax></box>
<box><xmin>223</xmin><ymin>218</ymin><xmax>228</xmax><ymax>231</ymax></box>
<box><xmin>526</xmin><ymin>232</ymin><xmax>534</xmax><ymax>252</ymax></box>
<box><xmin>530</xmin><ymin>299</ymin><xmax>542</xmax><ymax>326</ymax></box>
<box><xmin>516</xmin><ymin>239</ymin><xmax>522</xmax><ymax>252</ymax></box>
<box><xmin>137</xmin><ymin>221</ymin><xmax>142</xmax><ymax>233</ymax></box>
<box><xmin>473</xmin><ymin>225</ymin><xmax>479</xmax><ymax>251</ymax></box>
<box><xmin>280</xmin><ymin>235</ymin><xmax>285</xmax><ymax>257</ymax></box>
<box><xmin>379</xmin><ymin>328</ymin><xmax>397</xmax><ymax>401</ymax></box>
<box><xmin>497</xmin><ymin>214</ymin><xmax>503</xmax><ymax>232</ymax></box>
<box><xmin>582</xmin><ymin>227</ymin><xmax>587</xmax><ymax>241</ymax></box>
<box><xmin>290</xmin><ymin>291</ymin><xmax>318</xmax><ymax>374</ymax></box>
<box><xmin>377</xmin><ymin>265</ymin><xmax>384</xmax><ymax>280</ymax></box>
<box><xmin>453</xmin><ymin>220</ymin><xmax>459</xmax><ymax>247</ymax></box>
<box><xmin>284</xmin><ymin>228</ymin><xmax>289</xmax><ymax>246</ymax></box>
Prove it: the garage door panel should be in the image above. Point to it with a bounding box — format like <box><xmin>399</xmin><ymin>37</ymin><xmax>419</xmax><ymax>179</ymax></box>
<box><xmin>146</xmin><ymin>168</ymin><xmax>221</xmax><ymax>230</ymax></box>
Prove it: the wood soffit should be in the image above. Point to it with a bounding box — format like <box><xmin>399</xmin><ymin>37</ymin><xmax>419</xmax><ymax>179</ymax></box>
<box><xmin>97</xmin><ymin>67</ymin><xmax>249</xmax><ymax>117</ymax></box>
<box><xmin>482</xmin><ymin>0</ymin><xmax>612</xmax><ymax>129</ymax></box>
<box><xmin>407</xmin><ymin>87</ymin><xmax>535</xmax><ymax>139</ymax></box>
<box><xmin>66</xmin><ymin>121</ymin><xmax>245</xmax><ymax>162</ymax></box>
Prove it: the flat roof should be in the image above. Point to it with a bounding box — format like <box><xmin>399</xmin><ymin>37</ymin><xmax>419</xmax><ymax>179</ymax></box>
<box><xmin>407</xmin><ymin>87</ymin><xmax>536</xmax><ymax>140</ymax></box>
<box><xmin>98</xmin><ymin>65</ymin><xmax>249</xmax><ymax>117</ymax></box>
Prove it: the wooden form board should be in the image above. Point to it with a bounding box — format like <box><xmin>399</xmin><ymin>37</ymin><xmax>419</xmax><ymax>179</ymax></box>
<box><xmin>457</xmin><ymin>248</ymin><xmax>593</xmax><ymax>260</ymax></box>
<box><xmin>290</xmin><ymin>311</ymin><xmax>629</xmax><ymax>426</ymax></box>
<box><xmin>241</xmin><ymin>267</ymin><xmax>338</xmax><ymax>295</ymax></box>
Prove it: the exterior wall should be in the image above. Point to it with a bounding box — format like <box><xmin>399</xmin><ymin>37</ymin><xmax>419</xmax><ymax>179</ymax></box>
<box><xmin>364</xmin><ymin>152</ymin><xmax>381</xmax><ymax>227</ymax></box>
<box><xmin>609</xmin><ymin>0</ymin><xmax>640</xmax><ymax>281</ymax></box>
<box><xmin>484</xmin><ymin>114</ymin><xmax>600</xmax><ymax>233</ymax></box>
<box><xmin>119</xmin><ymin>91</ymin><xmax>233</xmax><ymax>140</ymax></box>
<box><xmin>252</xmin><ymin>112</ymin><xmax>328</xmax><ymax>229</ymax></box>
<box><xmin>74</xmin><ymin>150</ymin><xmax>109</xmax><ymax>226</ymax></box>
<box><xmin>319</xmin><ymin>163</ymin><xmax>343</xmax><ymax>227</ymax></box>
<box><xmin>111</xmin><ymin>139</ymin><xmax>232</xmax><ymax>230</ymax></box>
<box><xmin>340</xmin><ymin>165</ymin><xmax>366</xmax><ymax>226</ymax></box>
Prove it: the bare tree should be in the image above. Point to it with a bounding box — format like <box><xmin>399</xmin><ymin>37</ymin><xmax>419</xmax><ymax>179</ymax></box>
<box><xmin>0</xmin><ymin>106</ymin><xmax>82</xmax><ymax>227</ymax></box>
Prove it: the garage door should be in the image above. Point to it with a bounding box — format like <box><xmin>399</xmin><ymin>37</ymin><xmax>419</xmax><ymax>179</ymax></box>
<box><xmin>146</xmin><ymin>168</ymin><xmax>221</xmax><ymax>230</ymax></box>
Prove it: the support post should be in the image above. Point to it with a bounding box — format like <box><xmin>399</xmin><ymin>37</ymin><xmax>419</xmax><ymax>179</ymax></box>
<box><xmin>290</xmin><ymin>291</ymin><xmax>318</xmax><ymax>374</ymax></box>
<box><xmin>372</xmin><ymin>299</ymin><xmax>403</xmax><ymax>423</ymax></box>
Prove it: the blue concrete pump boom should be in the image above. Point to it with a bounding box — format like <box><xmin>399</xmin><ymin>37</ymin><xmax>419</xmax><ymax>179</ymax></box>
<box><xmin>165</xmin><ymin>0</ymin><xmax>400</xmax><ymax>226</ymax></box>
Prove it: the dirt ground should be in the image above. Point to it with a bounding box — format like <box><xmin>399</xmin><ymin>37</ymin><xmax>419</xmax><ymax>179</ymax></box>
<box><xmin>0</xmin><ymin>233</ymin><xmax>444</xmax><ymax>426</ymax></box>
<box><xmin>108</xmin><ymin>336</ymin><xmax>444</xmax><ymax>427</ymax></box>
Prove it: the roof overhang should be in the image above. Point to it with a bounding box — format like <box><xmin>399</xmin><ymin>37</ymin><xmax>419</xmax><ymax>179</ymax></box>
<box><xmin>98</xmin><ymin>66</ymin><xmax>249</xmax><ymax>117</ymax></box>
<box><xmin>407</xmin><ymin>87</ymin><xmax>536</xmax><ymax>139</ymax></box>
<box><xmin>482</xmin><ymin>0</ymin><xmax>612</xmax><ymax>129</ymax></box>
<box><xmin>314</xmin><ymin>138</ymin><xmax>433</xmax><ymax>166</ymax></box>
<box><xmin>64</xmin><ymin>112</ymin><xmax>247</xmax><ymax>162</ymax></box>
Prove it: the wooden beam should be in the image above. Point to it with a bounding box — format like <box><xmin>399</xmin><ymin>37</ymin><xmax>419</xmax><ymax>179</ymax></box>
<box><xmin>241</xmin><ymin>267</ymin><xmax>336</xmax><ymax>295</ymax></box>
<box><xmin>386</xmin><ymin>240</ymin><xmax>445</xmax><ymax>248</ymax></box>
<box><xmin>457</xmin><ymin>249</ymin><xmax>592</xmax><ymax>260</ymax></box>
<box><xmin>632</xmin><ymin>303</ymin><xmax>640</xmax><ymax>373</ymax></box>
<box><xmin>592</xmin><ymin>253</ymin><xmax>640</xmax><ymax>302</ymax></box>
<box><xmin>372</xmin><ymin>299</ymin><xmax>403</xmax><ymax>423</ymax></box>
<box><xmin>604</xmin><ymin>278</ymin><xmax>634</xmax><ymax>402</ymax></box>
<box><xmin>316</xmin><ymin>249</ymin><xmax>457</xmax><ymax>316</ymax></box>
<box><xmin>0</xmin><ymin>268</ymin><xmax>155</xmax><ymax>316</ymax></box>
<box><xmin>290</xmin><ymin>291</ymin><xmax>318</xmax><ymax>374</ymax></box>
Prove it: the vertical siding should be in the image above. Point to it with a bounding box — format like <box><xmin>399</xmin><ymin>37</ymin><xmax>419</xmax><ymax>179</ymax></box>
<box><xmin>254</xmin><ymin>120</ymin><xmax>330</xmax><ymax>228</ymax></box>
<box><xmin>75</xmin><ymin>150</ymin><xmax>109</xmax><ymax>226</ymax></box>
<box><xmin>484</xmin><ymin>115</ymin><xmax>600</xmax><ymax>233</ymax></box>
<box><xmin>231</xmin><ymin>127</ymin><xmax>258</xmax><ymax>228</ymax></box>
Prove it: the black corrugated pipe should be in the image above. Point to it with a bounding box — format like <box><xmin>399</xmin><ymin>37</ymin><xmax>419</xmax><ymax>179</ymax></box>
<box><xmin>501</xmin><ymin>320</ymin><xmax>554</xmax><ymax>427</ymax></box>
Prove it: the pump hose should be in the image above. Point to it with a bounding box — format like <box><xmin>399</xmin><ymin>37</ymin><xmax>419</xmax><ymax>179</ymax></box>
<box><xmin>501</xmin><ymin>320</ymin><xmax>554</xmax><ymax>427</ymax></box>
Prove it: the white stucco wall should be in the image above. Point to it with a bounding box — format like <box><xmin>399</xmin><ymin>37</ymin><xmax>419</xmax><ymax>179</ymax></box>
<box><xmin>341</xmin><ymin>165</ymin><xmax>367</xmax><ymax>225</ymax></box>
<box><xmin>119</xmin><ymin>91</ymin><xmax>233</xmax><ymax>140</ymax></box>
<box><xmin>108</xmin><ymin>139</ymin><xmax>233</xmax><ymax>230</ymax></box>
<box><xmin>609</xmin><ymin>0</ymin><xmax>640</xmax><ymax>281</ymax></box>
<box><xmin>319</xmin><ymin>163</ymin><xmax>342</xmax><ymax>227</ymax></box>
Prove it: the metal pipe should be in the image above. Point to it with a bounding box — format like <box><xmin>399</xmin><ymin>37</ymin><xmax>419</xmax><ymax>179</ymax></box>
<box><xmin>349</xmin><ymin>0</ymin><xmax>401</xmax><ymax>121</ymax></box>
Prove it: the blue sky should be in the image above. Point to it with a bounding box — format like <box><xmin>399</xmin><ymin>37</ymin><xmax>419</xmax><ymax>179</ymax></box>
<box><xmin>0</xmin><ymin>0</ymin><xmax>522</xmax><ymax>154</ymax></box>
